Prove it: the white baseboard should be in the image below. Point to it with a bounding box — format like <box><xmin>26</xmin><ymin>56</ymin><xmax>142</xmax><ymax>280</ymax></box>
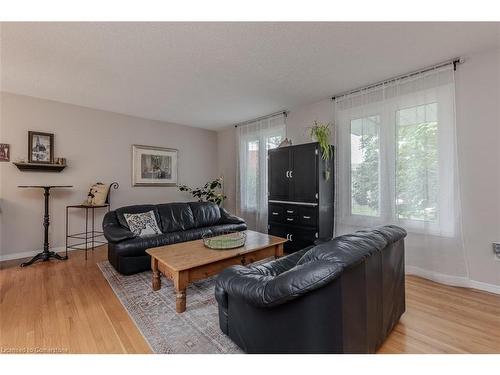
<box><xmin>0</xmin><ymin>246</ymin><xmax>74</xmax><ymax>262</ymax></box>
<box><xmin>406</xmin><ymin>265</ymin><xmax>500</xmax><ymax>295</ymax></box>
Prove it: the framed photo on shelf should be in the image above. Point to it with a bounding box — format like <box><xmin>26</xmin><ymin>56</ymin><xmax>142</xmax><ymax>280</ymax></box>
<box><xmin>0</xmin><ymin>143</ymin><xmax>10</xmax><ymax>162</ymax></box>
<box><xmin>28</xmin><ymin>131</ymin><xmax>54</xmax><ymax>164</ymax></box>
<box><xmin>132</xmin><ymin>144</ymin><xmax>178</xmax><ymax>186</ymax></box>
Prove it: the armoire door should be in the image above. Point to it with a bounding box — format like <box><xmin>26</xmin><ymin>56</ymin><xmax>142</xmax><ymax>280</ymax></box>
<box><xmin>268</xmin><ymin>147</ymin><xmax>290</xmax><ymax>201</ymax></box>
<box><xmin>290</xmin><ymin>143</ymin><xmax>318</xmax><ymax>203</ymax></box>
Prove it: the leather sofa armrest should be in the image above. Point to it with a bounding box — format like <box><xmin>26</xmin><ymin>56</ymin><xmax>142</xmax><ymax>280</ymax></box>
<box><xmin>216</xmin><ymin>260</ymin><xmax>343</xmax><ymax>309</ymax></box>
<box><xmin>218</xmin><ymin>207</ymin><xmax>245</xmax><ymax>225</ymax></box>
<box><xmin>103</xmin><ymin>212</ymin><xmax>136</xmax><ymax>243</ymax></box>
<box><xmin>215</xmin><ymin>249</ymin><xmax>307</xmax><ymax>308</ymax></box>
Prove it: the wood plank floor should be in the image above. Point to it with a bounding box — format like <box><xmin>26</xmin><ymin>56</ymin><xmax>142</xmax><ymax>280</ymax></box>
<box><xmin>1</xmin><ymin>246</ymin><xmax>499</xmax><ymax>354</ymax></box>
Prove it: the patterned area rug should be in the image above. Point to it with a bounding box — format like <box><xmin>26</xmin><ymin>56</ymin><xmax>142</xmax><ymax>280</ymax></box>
<box><xmin>98</xmin><ymin>261</ymin><xmax>243</xmax><ymax>354</ymax></box>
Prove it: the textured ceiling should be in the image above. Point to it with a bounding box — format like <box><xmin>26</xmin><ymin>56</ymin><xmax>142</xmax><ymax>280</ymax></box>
<box><xmin>1</xmin><ymin>22</ymin><xmax>499</xmax><ymax>130</ymax></box>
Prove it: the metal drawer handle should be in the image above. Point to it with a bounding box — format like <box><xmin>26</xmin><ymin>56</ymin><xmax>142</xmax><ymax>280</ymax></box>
<box><xmin>286</xmin><ymin>210</ymin><xmax>294</xmax><ymax>214</ymax></box>
<box><xmin>286</xmin><ymin>218</ymin><xmax>294</xmax><ymax>221</ymax></box>
<box><xmin>272</xmin><ymin>212</ymin><xmax>279</xmax><ymax>215</ymax></box>
<box><xmin>303</xmin><ymin>216</ymin><xmax>311</xmax><ymax>219</ymax></box>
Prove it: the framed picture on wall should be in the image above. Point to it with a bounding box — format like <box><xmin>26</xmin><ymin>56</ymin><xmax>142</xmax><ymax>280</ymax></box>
<box><xmin>0</xmin><ymin>144</ymin><xmax>10</xmax><ymax>162</ymax></box>
<box><xmin>132</xmin><ymin>144</ymin><xmax>178</xmax><ymax>186</ymax></box>
<box><xmin>28</xmin><ymin>131</ymin><xmax>54</xmax><ymax>164</ymax></box>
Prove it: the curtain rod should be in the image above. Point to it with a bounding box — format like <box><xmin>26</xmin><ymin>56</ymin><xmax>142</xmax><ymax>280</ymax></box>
<box><xmin>234</xmin><ymin>111</ymin><xmax>287</xmax><ymax>128</ymax></box>
<box><xmin>331</xmin><ymin>57</ymin><xmax>463</xmax><ymax>101</ymax></box>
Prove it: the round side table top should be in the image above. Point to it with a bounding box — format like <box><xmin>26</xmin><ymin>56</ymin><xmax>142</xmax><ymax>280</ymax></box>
<box><xmin>18</xmin><ymin>185</ymin><xmax>73</xmax><ymax>188</ymax></box>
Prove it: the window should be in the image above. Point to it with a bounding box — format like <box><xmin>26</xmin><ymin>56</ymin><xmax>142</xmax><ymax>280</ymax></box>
<box><xmin>336</xmin><ymin>66</ymin><xmax>466</xmax><ymax>281</ymax></box>
<box><xmin>336</xmin><ymin>68</ymin><xmax>457</xmax><ymax>237</ymax></box>
<box><xmin>238</xmin><ymin>122</ymin><xmax>285</xmax><ymax>213</ymax></box>
<box><xmin>244</xmin><ymin>140</ymin><xmax>260</xmax><ymax>209</ymax></box>
<box><xmin>346</xmin><ymin>104</ymin><xmax>441</xmax><ymax>226</ymax></box>
<box><xmin>241</xmin><ymin>134</ymin><xmax>283</xmax><ymax>210</ymax></box>
<box><xmin>350</xmin><ymin>115</ymin><xmax>380</xmax><ymax>217</ymax></box>
<box><xmin>396</xmin><ymin>103</ymin><xmax>439</xmax><ymax>222</ymax></box>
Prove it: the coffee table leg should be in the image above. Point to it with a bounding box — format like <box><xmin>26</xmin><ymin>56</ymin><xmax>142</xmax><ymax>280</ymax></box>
<box><xmin>176</xmin><ymin>290</ymin><xmax>186</xmax><ymax>312</ymax></box>
<box><xmin>152</xmin><ymin>258</ymin><xmax>161</xmax><ymax>291</ymax></box>
<box><xmin>275</xmin><ymin>243</ymin><xmax>284</xmax><ymax>258</ymax></box>
<box><xmin>174</xmin><ymin>271</ymin><xmax>188</xmax><ymax>313</ymax></box>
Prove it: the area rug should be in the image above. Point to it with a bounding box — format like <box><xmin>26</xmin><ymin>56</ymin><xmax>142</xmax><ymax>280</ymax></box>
<box><xmin>98</xmin><ymin>260</ymin><xmax>243</xmax><ymax>354</ymax></box>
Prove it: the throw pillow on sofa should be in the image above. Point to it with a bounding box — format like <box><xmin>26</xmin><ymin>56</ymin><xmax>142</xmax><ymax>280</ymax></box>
<box><xmin>124</xmin><ymin>210</ymin><xmax>162</xmax><ymax>237</ymax></box>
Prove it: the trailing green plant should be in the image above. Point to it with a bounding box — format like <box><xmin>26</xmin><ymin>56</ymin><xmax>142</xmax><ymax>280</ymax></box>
<box><xmin>309</xmin><ymin>121</ymin><xmax>333</xmax><ymax>180</ymax></box>
<box><xmin>178</xmin><ymin>177</ymin><xmax>227</xmax><ymax>206</ymax></box>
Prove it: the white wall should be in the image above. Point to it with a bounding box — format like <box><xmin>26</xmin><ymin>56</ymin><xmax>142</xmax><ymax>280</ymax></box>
<box><xmin>0</xmin><ymin>92</ymin><xmax>218</xmax><ymax>259</ymax></box>
<box><xmin>217</xmin><ymin>47</ymin><xmax>500</xmax><ymax>289</ymax></box>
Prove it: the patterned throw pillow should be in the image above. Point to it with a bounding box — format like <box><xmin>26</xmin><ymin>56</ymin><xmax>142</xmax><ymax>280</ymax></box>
<box><xmin>123</xmin><ymin>211</ymin><xmax>162</xmax><ymax>237</ymax></box>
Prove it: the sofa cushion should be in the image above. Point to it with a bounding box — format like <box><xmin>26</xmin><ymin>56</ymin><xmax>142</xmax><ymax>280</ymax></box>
<box><xmin>110</xmin><ymin>232</ymin><xmax>182</xmax><ymax>258</ymax></box>
<box><xmin>188</xmin><ymin>201</ymin><xmax>221</xmax><ymax>227</ymax></box>
<box><xmin>157</xmin><ymin>203</ymin><xmax>195</xmax><ymax>232</ymax></box>
<box><xmin>115</xmin><ymin>204</ymin><xmax>160</xmax><ymax>230</ymax></box>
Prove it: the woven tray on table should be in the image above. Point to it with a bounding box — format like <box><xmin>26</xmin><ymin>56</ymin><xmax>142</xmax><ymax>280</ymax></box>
<box><xmin>202</xmin><ymin>232</ymin><xmax>247</xmax><ymax>250</ymax></box>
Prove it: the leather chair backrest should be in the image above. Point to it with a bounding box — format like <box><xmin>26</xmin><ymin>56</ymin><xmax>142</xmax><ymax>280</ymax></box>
<box><xmin>157</xmin><ymin>203</ymin><xmax>195</xmax><ymax>232</ymax></box>
<box><xmin>188</xmin><ymin>201</ymin><xmax>221</xmax><ymax>228</ymax></box>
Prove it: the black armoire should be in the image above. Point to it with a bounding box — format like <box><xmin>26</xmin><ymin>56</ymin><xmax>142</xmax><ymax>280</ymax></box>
<box><xmin>268</xmin><ymin>142</ymin><xmax>334</xmax><ymax>253</ymax></box>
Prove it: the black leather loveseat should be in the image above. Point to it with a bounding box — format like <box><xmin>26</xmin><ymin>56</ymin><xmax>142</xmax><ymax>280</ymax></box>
<box><xmin>215</xmin><ymin>225</ymin><xmax>407</xmax><ymax>353</ymax></box>
<box><xmin>103</xmin><ymin>202</ymin><xmax>246</xmax><ymax>275</ymax></box>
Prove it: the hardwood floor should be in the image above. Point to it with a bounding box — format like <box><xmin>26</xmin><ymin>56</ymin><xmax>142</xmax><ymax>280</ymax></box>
<box><xmin>0</xmin><ymin>246</ymin><xmax>151</xmax><ymax>354</ymax></box>
<box><xmin>1</xmin><ymin>246</ymin><xmax>499</xmax><ymax>354</ymax></box>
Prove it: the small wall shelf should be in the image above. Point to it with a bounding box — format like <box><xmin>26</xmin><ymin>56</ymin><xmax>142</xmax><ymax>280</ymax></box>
<box><xmin>13</xmin><ymin>162</ymin><xmax>67</xmax><ymax>172</ymax></box>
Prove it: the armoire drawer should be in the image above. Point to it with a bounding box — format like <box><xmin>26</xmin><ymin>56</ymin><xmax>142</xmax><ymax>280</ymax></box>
<box><xmin>268</xmin><ymin>204</ymin><xmax>284</xmax><ymax>223</ymax></box>
<box><xmin>268</xmin><ymin>203</ymin><xmax>300</xmax><ymax>224</ymax></box>
<box><xmin>298</xmin><ymin>206</ymin><xmax>318</xmax><ymax>227</ymax></box>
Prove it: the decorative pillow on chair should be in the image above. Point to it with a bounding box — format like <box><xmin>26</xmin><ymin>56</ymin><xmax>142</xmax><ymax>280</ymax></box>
<box><xmin>123</xmin><ymin>211</ymin><xmax>162</xmax><ymax>237</ymax></box>
<box><xmin>84</xmin><ymin>182</ymin><xmax>110</xmax><ymax>205</ymax></box>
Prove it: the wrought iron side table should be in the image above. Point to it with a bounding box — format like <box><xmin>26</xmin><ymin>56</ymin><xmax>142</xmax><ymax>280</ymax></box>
<box><xmin>65</xmin><ymin>182</ymin><xmax>118</xmax><ymax>260</ymax></box>
<box><xmin>66</xmin><ymin>204</ymin><xmax>110</xmax><ymax>260</ymax></box>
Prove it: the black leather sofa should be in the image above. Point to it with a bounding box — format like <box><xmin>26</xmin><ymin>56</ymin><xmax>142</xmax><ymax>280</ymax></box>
<box><xmin>103</xmin><ymin>201</ymin><xmax>246</xmax><ymax>275</ymax></box>
<box><xmin>215</xmin><ymin>225</ymin><xmax>407</xmax><ymax>353</ymax></box>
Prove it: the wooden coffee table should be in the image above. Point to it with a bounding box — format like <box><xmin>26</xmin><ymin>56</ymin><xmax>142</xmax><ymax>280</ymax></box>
<box><xmin>146</xmin><ymin>230</ymin><xmax>287</xmax><ymax>313</ymax></box>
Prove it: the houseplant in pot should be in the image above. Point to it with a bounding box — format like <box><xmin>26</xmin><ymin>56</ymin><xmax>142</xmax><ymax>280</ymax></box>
<box><xmin>309</xmin><ymin>121</ymin><xmax>333</xmax><ymax>180</ymax></box>
<box><xmin>178</xmin><ymin>177</ymin><xmax>227</xmax><ymax>205</ymax></box>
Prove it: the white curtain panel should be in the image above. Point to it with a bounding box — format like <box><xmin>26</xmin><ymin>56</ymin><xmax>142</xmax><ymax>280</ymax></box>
<box><xmin>333</xmin><ymin>65</ymin><xmax>469</xmax><ymax>281</ymax></box>
<box><xmin>236</xmin><ymin>114</ymin><xmax>286</xmax><ymax>232</ymax></box>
